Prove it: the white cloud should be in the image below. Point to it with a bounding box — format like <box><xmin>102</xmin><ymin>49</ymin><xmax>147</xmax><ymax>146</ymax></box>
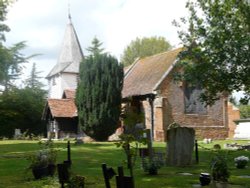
<box><xmin>4</xmin><ymin>0</ymin><xmax>188</xmax><ymax>84</ymax></box>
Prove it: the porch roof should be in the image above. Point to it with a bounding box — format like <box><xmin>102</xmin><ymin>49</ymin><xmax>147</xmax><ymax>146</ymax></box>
<box><xmin>47</xmin><ymin>99</ymin><xmax>77</xmax><ymax>118</ymax></box>
<box><xmin>122</xmin><ymin>48</ymin><xmax>182</xmax><ymax>99</ymax></box>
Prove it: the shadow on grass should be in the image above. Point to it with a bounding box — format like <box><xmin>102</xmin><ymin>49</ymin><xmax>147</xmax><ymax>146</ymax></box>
<box><xmin>1</xmin><ymin>141</ymin><xmax>250</xmax><ymax>187</ymax></box>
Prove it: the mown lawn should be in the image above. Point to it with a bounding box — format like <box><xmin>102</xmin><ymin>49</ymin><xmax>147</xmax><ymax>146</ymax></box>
<box><xmin>0</xmin><ymin>140</ymin><xmax>250</xmax><ymax>188</ymax></box>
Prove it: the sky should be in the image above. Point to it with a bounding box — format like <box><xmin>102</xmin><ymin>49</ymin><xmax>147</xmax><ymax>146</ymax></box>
<box><xmin>5</xmin><ymin>0</ymin><xmax>189</xmax><ymax>86</ymax></box>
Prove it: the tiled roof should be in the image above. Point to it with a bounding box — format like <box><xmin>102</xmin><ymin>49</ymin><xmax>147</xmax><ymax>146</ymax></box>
<box><xmin>47</xmin><ymin>99</ymin><xmax>77</xmax><ymax>118</ymax></box>
<box><xmin>122</xmin><ymin>48</ymin><xmax>182</xmax><ymax>98</ymax></box>
<box><xmin>46</xmin><ymin>19</ymin><xmax>83</xmax><ymax>78</ymax></box>
<box><xmin>63</xmin><ymin>89</ymin><xmax>76</xmax><ymax>99</ymax></box>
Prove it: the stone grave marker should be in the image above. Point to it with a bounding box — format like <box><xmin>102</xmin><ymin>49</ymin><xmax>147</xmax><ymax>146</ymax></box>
<box><xmin>167</xmin><ymin>126</ymin><xmax>195</xmax><ymax>166</ymax></box>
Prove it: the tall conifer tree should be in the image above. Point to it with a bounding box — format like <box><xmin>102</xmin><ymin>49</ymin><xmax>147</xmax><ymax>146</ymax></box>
<box><xmin>24</xmin><ymin>63</ymin><xmax>45</xmax><ymax>89</ymax></box>
<box><xmin>76</xmin><ymin>50</ymin><xmax>123</xmax><ymax>141</ymax></box>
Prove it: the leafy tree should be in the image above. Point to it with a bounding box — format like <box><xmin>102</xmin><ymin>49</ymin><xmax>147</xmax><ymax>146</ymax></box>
<box><xmin>0</xmin><ymin>41</ymin><xmax>31</xmax><ymax>91</ymax></box>
<box><xmin>0</xmin><ymin>88</ymin><xmax>46</xmax><ymax>138</ymax></box>
<box><xmin>0</xmin><ymin>0</ymin><xmax>11</xmax><ymax>43</ymax></box>
<box><xmin>0</xmin><ymin>1</ymin><xmax>46</xmax><ymax>138</ymax></box>
<box><xmin>121</xmin><ymin>36</ymin><xmax>172</xmax><ymax>66</ymax></box>
<box><xmin>24</xmin><ymin>62</ymin><xmax>45</xmax><ymax>89</ymax></box>
<box><xmin>0</xmin><ymin>0</ymin><xmax>10</xmax><ymax>83</ymax></box>
<box><xmin>174</xmin><ymin>0</ymin><xmax>250</xmax><ymax>105</ymax></box>
<box><xmin>239</xmin><ymin>105</ymin><xmax>250</xmax><ymax>119</ymax></box>
<box><xmin>3</xmin><ymin>64</ymin><xmax>47</xmax><ymax>137</ymax></box>
<box><xmin>0</xmin><ymin>1</ymin><xmax>31</xmax><ymax>92</ymax></box>
<box><xmin>76</xmin><ymin>53</ymin><xmax>123</xmax><ymax>141</ymax></box>
<box><xmin>86</xmin><ymin>36</ymin><xmax>104</xmax><ymax>56</ymax></box>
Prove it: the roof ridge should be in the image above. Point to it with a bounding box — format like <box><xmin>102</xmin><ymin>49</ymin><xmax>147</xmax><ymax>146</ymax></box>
<box><xmin>141</xmin><ymin>47</ymin><xmax>182</xmax><ymax>61</ymax></box>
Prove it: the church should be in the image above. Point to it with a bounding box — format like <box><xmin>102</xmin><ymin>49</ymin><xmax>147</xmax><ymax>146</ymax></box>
<box><xmin>42</xmin><ymin>15</ymin><xmax>81</xmax><ymax>139</ymax></box>
<box><xmin>42</xmin><ymin>15</ymin><xmax>240</xmax><ymax>141</ymax></box>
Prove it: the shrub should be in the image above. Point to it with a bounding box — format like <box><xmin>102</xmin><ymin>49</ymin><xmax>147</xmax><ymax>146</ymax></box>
<box><xmin>211</xmin><ymin>152</ymin><xmax>230</xmax><ymax>182</ymax></box>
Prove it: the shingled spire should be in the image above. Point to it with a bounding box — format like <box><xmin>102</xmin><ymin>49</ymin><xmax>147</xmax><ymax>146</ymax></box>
<box><xmin>46</xmin><ymin>13</ymin><xmax>84</xmax><ymax>99</ymax></box>
<box><xmin>47</xmin><ymin>15</ymin><xmax>84</xmax><ymax>78</ymax></box>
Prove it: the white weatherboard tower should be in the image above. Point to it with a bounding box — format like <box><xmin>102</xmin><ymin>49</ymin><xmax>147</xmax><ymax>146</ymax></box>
<box><xmin>46</xmin><ymin>14</ymin><xmax>83</xmax><ymax>99</ymax></box>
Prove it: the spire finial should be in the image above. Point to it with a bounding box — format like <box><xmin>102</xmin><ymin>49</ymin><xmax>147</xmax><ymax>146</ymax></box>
<box><xmin>68</xmin><ymin>0</ymin><xmax>71</xmax><ymax>21</ymax></box>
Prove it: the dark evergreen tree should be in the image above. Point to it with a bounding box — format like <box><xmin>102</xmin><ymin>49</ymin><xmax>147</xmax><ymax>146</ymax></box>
<box><xmin>86</xmin><ymin>36</ymin><xmax>105</xmax><ymax>56</ymax></box>
<box><xmin>24</xmin><ymin>62</ymin><xmax>45</xmax><ymax>89</ymax></box>
<box><xmin>76</xmin><ymin>53</ymin><xmax>123</xmax><ymax>141</ymax></box>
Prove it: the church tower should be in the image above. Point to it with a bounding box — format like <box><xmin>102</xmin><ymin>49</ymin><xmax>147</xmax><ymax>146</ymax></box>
<box><xmin>46</xmin><ymin>15</ymin><xmax>83</xmax><ymax>98</ymax></box>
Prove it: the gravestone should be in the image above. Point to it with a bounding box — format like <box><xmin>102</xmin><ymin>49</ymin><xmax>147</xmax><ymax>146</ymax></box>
<box><xmin>167</xmin><ymin>127</ymin><xmax>195</xmax><ymax>166</ymax></box>
<box><xmin>14</xmin><ymin>129</ymin><xmax>21</xmax><ymax>139</ymax></box>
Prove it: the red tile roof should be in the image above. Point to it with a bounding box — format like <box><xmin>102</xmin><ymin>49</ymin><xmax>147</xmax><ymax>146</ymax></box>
<box><xmin>63</xmin><ymin>89</ymin><xmax>76</xmax><ymax>99</ymax></box>
<box><xmin>122</xmin><ymin>48</ymin><xmax>182</xmax><ymax>98</ymax></box>
<box><xmin>48</xmin><ymin>99</ymin><xmax>77</xmax><ymax>118</ymax></box>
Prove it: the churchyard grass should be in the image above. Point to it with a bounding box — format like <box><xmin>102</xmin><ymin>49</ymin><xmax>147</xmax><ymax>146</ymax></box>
<box><xmin>0</xmin><ymin>140</ymin><xmax>250</xmax><ymax>187</ymax></box>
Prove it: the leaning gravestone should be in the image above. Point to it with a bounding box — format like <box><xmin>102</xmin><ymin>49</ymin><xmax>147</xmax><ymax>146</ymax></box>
<box><xmin>167</xmin><ymin>126</ymin><xmax>195</xmax><ymax>166</ymax></box>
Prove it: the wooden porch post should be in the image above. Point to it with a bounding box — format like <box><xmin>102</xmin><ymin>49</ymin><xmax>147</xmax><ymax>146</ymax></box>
<box><xmin>47</xmin><ymin>122</ymin><xmax>51</xmax><ymax>139</ymax></box>
<box><xmin>54</xmin><ymin>121</ymin><xmax>59</xmax><ymax>139</ymax></box>
<box><xmin>148</xmin><ymin>95</ymin><xmax>155</xmax><ymax>142</ymax></box>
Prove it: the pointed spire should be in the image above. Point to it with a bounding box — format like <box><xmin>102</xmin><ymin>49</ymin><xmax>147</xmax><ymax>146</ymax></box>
<box><xmin>46</xmin><ymin>9</ymin><xmax>84</xmax><ymax>78</ymax></box>
<box><xmin>68</xmin><ymin>0</ymin><xmax>72</xmax><ymax>22</ymax></box>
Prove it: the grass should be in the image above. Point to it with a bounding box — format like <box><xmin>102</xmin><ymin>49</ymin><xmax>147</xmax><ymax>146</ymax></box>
<box><xmin>0</xmin><ymin>140</ymin><xmax>250</xmax><ymax>187</ymax></box>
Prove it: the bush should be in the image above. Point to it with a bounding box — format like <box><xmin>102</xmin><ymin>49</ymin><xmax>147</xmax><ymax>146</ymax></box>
<box><xmin>211</xmin><ymin>151</ymin><xmax>230</xmax><ymax>182</ymax></box>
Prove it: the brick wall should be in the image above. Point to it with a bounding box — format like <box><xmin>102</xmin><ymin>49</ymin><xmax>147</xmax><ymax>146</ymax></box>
<box><xmin>125</xmin><ymin>74</ymin><xmax>232</xmax><ymax>142</ymax></box>
<box><xmin>139</xmin><ymin>74</ymin><xmax>230</xmax><ymax>141</ymax></box>
<box><xmin>159</xmin><ymin>75</ymin><xmax>229</xmax><ymax>140</ymax></box>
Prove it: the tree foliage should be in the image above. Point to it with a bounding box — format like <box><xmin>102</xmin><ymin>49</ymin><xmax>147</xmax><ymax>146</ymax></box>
<box><xmin>76</xmin><ymin>53</ymin><xmax>123</xmax><ymax>141</ymax></box>
<box><xmin>25</xmin><ymin>63</ymin><xmax>45</xmax><ymax>89</ymax></box>
<box><xmin>0</xmin><ymin>1</ymin><xmax>46</xmax><ymax>138</ymax></box>
<box><xmin>0</xmin><ymin>88</ymin><xmax>46</xmax><ymax>138</ymax></box>
<box><xmin>121</xmin><ymin>36</ymin><xmax>172</xmax><ymax>66</ymax></box>
<box><xmin>86</xmin><ymin>36</ymin><xmax>105</xmax><ymax>56</ymax></box>
<box><xmin>0</xmin><ymin>62</ymin><xmax>46</xmax><ymax>138</ymax></box>
<box><xmin>0</xmin><ymin>0</ymin><xmax>10</xmax><ymax>83</ymax></box>
<box><xmin>239</xmin><ymin>105</ymin><xmax>250</xmax><ymax>119</ymax></box>
<box><xmin>0</xmin><ymin>41</ymin><xmax>30</xmax><ymax>91</ymax></box>
<box><xmin>0</xmin><ymin>0</ymin><xmax>10</xmax><ymax>42</ymax></box>
<box><xmin>0</xmin><ymin>0</ymin><xmax>30</xmax><ymax>92</ymax></box>
<box><xmin>174</xmin><ymin>0</ymin><xmax>250</xmax><ymax>105</ymax></box>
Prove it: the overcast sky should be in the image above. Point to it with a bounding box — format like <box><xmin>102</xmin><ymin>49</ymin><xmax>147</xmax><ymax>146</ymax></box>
<box><xmin>5</xmin><ymin>0</ymin><xmax>188</xmax><ymax>86</ymax></box>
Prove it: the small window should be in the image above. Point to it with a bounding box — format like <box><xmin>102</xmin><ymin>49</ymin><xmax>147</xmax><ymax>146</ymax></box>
<box><xmin>184</xmin><ymin>84</ymin><xmax>207</xmax><ymax>114</ymax></box>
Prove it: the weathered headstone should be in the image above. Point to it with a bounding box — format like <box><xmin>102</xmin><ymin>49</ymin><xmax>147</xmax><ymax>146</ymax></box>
<box><xmin>167</xmin><ymin>127</ymin><xmax>195</xmax><ymax>166</ymax></box>
<box><xmin>14</xmin><ymin>129</ymin><xmax>21</xmax><ymax>139</ymax></box>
